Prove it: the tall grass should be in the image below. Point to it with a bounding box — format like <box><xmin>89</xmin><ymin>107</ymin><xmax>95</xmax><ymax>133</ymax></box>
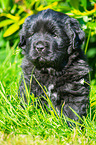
<box><xmin>0</xmin><ymin>45</ymin><xmax>96</xmax><ymax>144</ymax></box>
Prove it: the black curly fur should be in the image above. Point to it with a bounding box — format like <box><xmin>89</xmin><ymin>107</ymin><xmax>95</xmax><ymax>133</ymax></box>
<box><xmin>19</xmin><ymin>9</ymin><xmax>90</xmax><ymax>120</ymax></box>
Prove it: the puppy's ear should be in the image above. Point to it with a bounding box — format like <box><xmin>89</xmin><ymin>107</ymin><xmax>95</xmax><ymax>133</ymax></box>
<box><xmin>19</xmin><ymin>35</ymin><xmax>26</xmax><ymax>47</ymax></box>
<box><xmin>18</xmin><ymin>27</ymin><xmax>26</xmax><ymax>54</ymax></box>
<box><xmin>65</xmin><ymin>18</ymin><xmax>85</xmax><ymax>54</ymax></box>
<box><xmin>19</xmin><ymin>16</ymin><xmax>31</xmax><ymax>54</ymax></box>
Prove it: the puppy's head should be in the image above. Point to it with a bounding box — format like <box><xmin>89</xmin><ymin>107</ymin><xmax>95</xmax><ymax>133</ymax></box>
<box><xmin>19</xmin><ymin>9</ymin><xmax>85</xmax><ymax>70</ymax></box>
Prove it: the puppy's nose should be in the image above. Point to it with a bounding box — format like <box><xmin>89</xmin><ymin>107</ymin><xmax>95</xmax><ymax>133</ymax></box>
<box><xmin>36</xmin><ymin>43</ymin><xmax>44</xmax><ymax>51</ymax></box>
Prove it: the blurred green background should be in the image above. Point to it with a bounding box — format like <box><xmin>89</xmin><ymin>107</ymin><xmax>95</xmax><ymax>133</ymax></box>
<box><xmin>0</xmin><ymin>0</ymin><xmax>96</xmax><ymax>80</ymax></box>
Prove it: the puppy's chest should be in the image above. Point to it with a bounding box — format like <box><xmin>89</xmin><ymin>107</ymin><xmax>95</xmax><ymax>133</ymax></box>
<box><xmin>31</xmin><ymin>72</ymin><xmax>59</xmax><ymax>98</ymax></box>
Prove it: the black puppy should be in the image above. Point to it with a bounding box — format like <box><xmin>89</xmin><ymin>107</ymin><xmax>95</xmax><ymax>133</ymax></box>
<box><xmin>19</xmin><ymin>9</ymin><xmax>90</xmax><ymax>120</ymax></box>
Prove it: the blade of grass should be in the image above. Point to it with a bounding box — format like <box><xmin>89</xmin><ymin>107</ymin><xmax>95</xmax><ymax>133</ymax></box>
<box><xmin>69</xmin><ymin>106</ymin><xmax>84</xmax><ymax>123</ymax></box>
<box><xmin>85</xmin><ymin>29</ymin><xmax>91</xmax><ymax>54</ymax></box>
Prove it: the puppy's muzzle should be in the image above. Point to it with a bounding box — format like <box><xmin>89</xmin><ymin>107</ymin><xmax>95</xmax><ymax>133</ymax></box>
<box><xmin>34</xmin><ymin>41</ymin><xmax>49</xmax><ymax>52</ymax></box>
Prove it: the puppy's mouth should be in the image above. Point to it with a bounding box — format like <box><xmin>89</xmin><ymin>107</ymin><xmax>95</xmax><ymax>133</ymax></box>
<box><xmin>32</xmin><ymin>56</ymin><xmax>49</xmax><ymax>64</ymax></box>
<box><xmin>35</xmin><ymin>56</ymin><xmax>46</xmax><ymax>63</ymax></box>
<box><xmin>31</xmin><ymin>55</ymin><xmax>56</xmax><ymax>69</ymax></box>
<box><xmin>30</xmin><ymin>41</ymin><xmax>54</xmax><ymax>63</ymax></box>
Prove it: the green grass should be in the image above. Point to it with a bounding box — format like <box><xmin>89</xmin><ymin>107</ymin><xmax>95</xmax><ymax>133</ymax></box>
<box><xmin>0</xmin><ymin>44</ymin><xmax>96</xmax><ymax>144</ymax></box>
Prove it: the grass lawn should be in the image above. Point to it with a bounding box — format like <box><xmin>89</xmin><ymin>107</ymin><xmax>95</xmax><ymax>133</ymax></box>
<box><xmin>0</xmin><ymin>42</ymin><xmax>96</xmax><ymax>144</ymax></box>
